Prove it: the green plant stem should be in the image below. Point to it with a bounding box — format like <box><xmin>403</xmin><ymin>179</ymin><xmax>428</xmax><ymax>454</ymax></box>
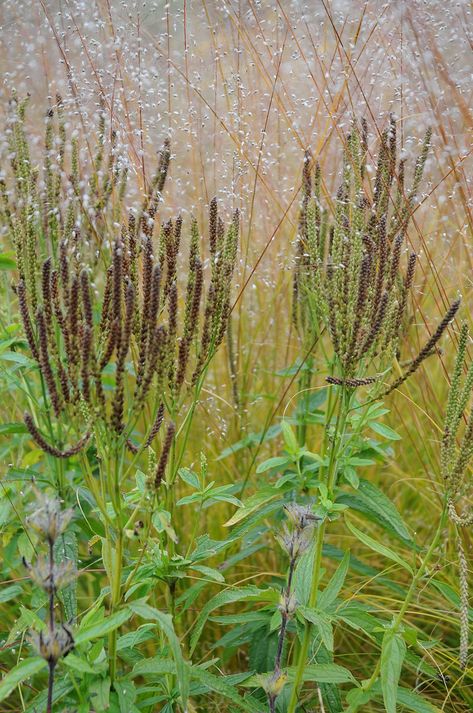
<box><xmin>108</xmin><ymin>528</ymin><xmax>123</xmax><ymax>685</ymax></box>
<box><xmin>288</xmin><ymin>385</ymin><xmax>349</xmax><ymax>713</ymax></box>
<box><xmin>287</xmin><ymin>520</ymin><xmax>325</xmax><ymax>713</ymax></box>
<box><xmin>296</xmin><ymin>356</ymin><xmax>313</xmax><ymax>448</ymax></box>
<box><xmin>107</xmin><ymin>446</ymin><xmax>124</xmax><ymax>686</ymax></box>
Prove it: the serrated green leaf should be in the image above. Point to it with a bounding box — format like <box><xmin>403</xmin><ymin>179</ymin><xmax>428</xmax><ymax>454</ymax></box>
<box><xmin>132</xmin><ymin>657</ymin><xmax>176</xmax><ymax>677</ymax></box>
<box><xmin>133</xmin><ymin>658</ymin><xmax>260</xmax><ymax>711</ymax></box>
<box><xmin>336</xmin><ymin>603</ymin><xmax>380</xmax><ymax>636</ymax></box>
<box><xmin>62</xmin><ymin>653</ymin><xmax>97</xmax><ymax>674</ymax></box>
<box><xmin>24</xmin><ymin>679</ymin><xmax>73</xmax><ymax>712</ymax></box>
<box><xmin>190</xmin><ymin>564</ymin><xmax>225</xmax><ymax>583</ymax></box>
<box><xmin>293</xmin><ymin>541</ymin><xmax>317</xmax><ymax>606</ymax></box>
<box><xmin>90</xmin><ymin>677</ymin><xmax>111</xmax><ymax>711</ymax></box>
<box><xmin>6</xmin><ymin>606</ymin><xmax>45</xmax><ymax>647</ymax></box>
<box><xmin>129</xmin><ymin>601</ymin><xmax>189</xmax><ymax>706</ymax></box>
<box><xmin>0</xmin><ymin>657</ymin><xmax>47</xmax><ymax>702</ymax></box>
<box><xmin>298</xmin><ymin>607</ymin><xmax>334</xmax><ymax>651</ymax></box>
<box><xmin>55</xmin><ymin>530</ymin><xmax>78</xmax><ymax>620</ymax></box>
<box><xmin>176</xmin><ymin>492</ymin><xmax>202</xmax><ymax>506</ymax></box>
<box><xmin>0</xmin><ymin>423</ymin><xmax>28</xmax><ymax>435</ymax></box>
<box><xmin>381</xmin><ymin>630</ymin><xmax>406</xmax><ymax>713</ymax></box>
<box><xmin>0</xmin><ymin>584</ymin><xmax>23</xmax><ymax>603</ymax></box>
<box><xmin>178</xmin><ymin>467</ymin><xmax>200</xmax><ymax>489</ymax></box>
<box><xmin>343</xmin><ymin>466</ymin><xmax>360</xmax><ymax>489</ymax></box>
<box><xmin>281</xmin><ymin>420</ymin><xmax>299</xmax><ymax>455</ymax></box>
<box><xmin>256</xmin><ymin>456</ymin><xmax>291</xmax><ymax>474</ymax></box>
<box><xmin>190</xmin><ymin>586</ymin><xmax>278</xmax><ymax>655</ymax></box>
<box><xmin>224</xmin><ymin>487</ymin><xmax>280</xmax><ymax>527</ymax></box>
<box><xmin>75</xmin><ymin>607</ymin><xmax>132</xmax><ymax>644</ymax></box>
<box><xmin>392</xmin><ymin>686</ymin><xmax>442</xmax><ymax>712</ymax></box>
<box><xmin>0</xmin><ymin>351</ymin><xmax>34</xmax><ymax>367</ymax></box>
<box><xmin>319</xmin><ymin>551</ymin><xmax>350</xmax><ymax>610</ymax></box>
<box><xmin>338</xmin><ymin>478</ymin><xmax>412</xmax><ymax>543</ymax></box>
<box><xmin>368</xmin><ymin>421</ymin><xmax>401</xmax><ymax>441</ymax></box>
<box><xmin>190</xmin><ymin>666</ymin><xmax>264</xmax><ymax>712</ymax></box>
<box><xmin>287</xmin><ymin>663</ymin><xmax>356</xmax><ymax>684</ymax></box>
<box><xmin>345</xmin><ymin>518</ymin><xmax>413</xmax><ymax>574</ymax></box>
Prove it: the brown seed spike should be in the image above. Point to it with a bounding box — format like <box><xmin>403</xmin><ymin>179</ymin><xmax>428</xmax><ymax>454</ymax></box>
<box><xmin>405</xmin><ymin>252</ymin><xmax>417</xmax><ymax>291</ymax></box>
<box><xmin>17</xmin><ymin>279</ymin><xmax>40</xmax><ymax>362</ymax></box>
<box><xmin>148</xmin><ymin>264</ymin><xmax>161</xmax><ymax>334</ymax></box>
<box><xmin>361</xmin><ymin>290</ymin><xmax>389</xmax><ymax>357</ymax></box>
<box><xmin>59</xmin><ymin>240</ymin><xmax>69</xmax><ymax>305</ymax></box>
<box><xmin>326</xmin><ymin>375</ymin><xmax>378</xmax><ymax>388</ymax></box>
<box><xmin>99</xmin><ymin>267</ymin><xmax>114</xmax><ymax>335</ymax></box>
<box><xmin>154</xmin><ymin>421</ymin><xmax>175</xmax><ymax>489</ymax></box>
<box><xmin>112</xmin><ymin>238</ymin><xmax>123</xmax><ymax>324</ymax></box>
<box><xmin>24</xmin><ymin>412</ymin><xmax>91</xmax><ymax>459</ymax></box>
<box><xmin>37</xmin><ymin>308</ymin><xmax>61</xmax><ymax>416</ymax></box>
<box><xmin>156</xmin><ymin>137</ymin><xmax>171</xmax><ymax>194</ymax></box>
<box><xmin>385</xmin><ymin>297</ymin><xmax>461</xmax><ymax>396</ymax></box>
<box><xmin>41</xmin><ymin>258</ymin><xmax>53</xmax><ymax>333</ymax></box>
<box><xmin>144</xmin><ymin>403</ymin><xmax>165</xmax><ymax>448</ymax></box>
<box><xmin>80</xmin><ymin>269</ymin><xmax>93</xmax><ymax>329</ymax></box>
<box><xmin>69</xmin><ymin>276</ymin><xmax>80</xmax><ymax>365</ymax></box>
<box><xmin>119</xmin><ymin>279</ymin><xmax>135</xmax><ymax>364</ymax></box>
<box><xmin>99</xmin><ymin>318</ymin><xmax>119</xmax><ymax>371</ymax></box>
<box><xmin>209</xmin><ymin>197</ymin><xmax>218</xmax><ymax>256</ymax></box>
<box><xmin>81</xmin><ymin>325</ymin><xmax>92</xmax><ymax>402</ymax></box>
<box><xmin>302</xmin><ymin>150</ymin><xmax>312</xmax><ymax>200</ymax></box>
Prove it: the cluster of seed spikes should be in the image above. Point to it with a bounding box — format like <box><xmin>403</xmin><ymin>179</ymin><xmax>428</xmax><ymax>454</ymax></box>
<box><xmin>293</xmin><ymin>116</ymin><xmax>460</xmax><ymax>390</ymax></box>
<box><xmin>2</xmin><ymin>96</ymin><xmax>239</xmax><ymax>476</ymax></box>
<box><xmin>441</xmin><ymin>322</ymin><xmax>473</xmax><ymax>669</ymax></box>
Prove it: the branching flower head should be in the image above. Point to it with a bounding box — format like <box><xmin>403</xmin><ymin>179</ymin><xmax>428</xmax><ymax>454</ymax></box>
<box><xmin>293</xmin><ymin>116</ymin><xmax>459</xmax><ymax>391</ymax></box>
<box><xmin>3</xmin><ymin>97</ymin><xmax>239</xmax><ymax>463</ymax></box>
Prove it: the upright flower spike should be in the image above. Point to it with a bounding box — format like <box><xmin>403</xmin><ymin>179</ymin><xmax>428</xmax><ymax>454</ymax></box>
<box><xmin>441</xmin><ymin>324</ymin><xmax>473</xmax><ymax>669</ymax></box>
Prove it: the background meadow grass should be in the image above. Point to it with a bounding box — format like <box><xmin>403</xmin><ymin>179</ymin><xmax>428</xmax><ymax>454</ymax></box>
<box><xmin>0</xmin><ymin>1</ymin><xmax>472</xmax><ymax>711</ymax></box>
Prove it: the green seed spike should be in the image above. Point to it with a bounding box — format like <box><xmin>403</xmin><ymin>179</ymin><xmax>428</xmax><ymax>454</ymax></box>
<box><xmin>442</xmin><ymin>323</ymin><xmax>469</xmax><ymax>474</ymax></box>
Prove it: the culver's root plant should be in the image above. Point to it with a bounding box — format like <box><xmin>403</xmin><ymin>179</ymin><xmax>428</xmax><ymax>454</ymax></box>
<box><xmin>213</xmin><ymin>117</ymin><xmax>465</xmax><ymax>713</ymax></box>
<box><xmin>0</xmin><ymin>94</ymin><xmax>239</xmax><ymax>706</ymax></box>
<box><xmin>285</xmin><ymin>116</ymin><xmax>461</xmax><ymax>713</ymax></box>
